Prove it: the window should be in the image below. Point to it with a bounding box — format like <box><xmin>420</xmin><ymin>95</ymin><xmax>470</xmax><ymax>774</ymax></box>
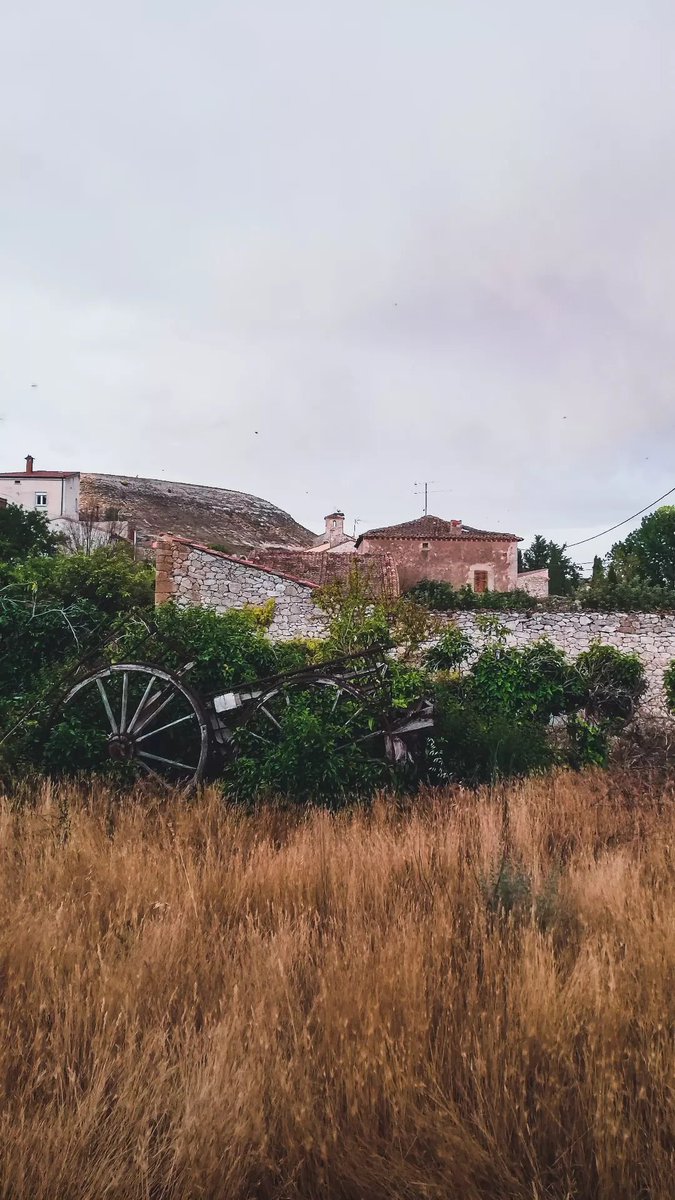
<box><xmin>35</xmin><ymin>492</ymin><xmax>48</xmax><ymax>510</ymax></box>
<box><xmin>473</xmin><ymin>570</ymin><xmax>489</xmax><ymax>594</ymax></box>
<box><xmin>421</xmin><ymin>540</ymin><xmax>430</xmax><ymax>552</ymax></box>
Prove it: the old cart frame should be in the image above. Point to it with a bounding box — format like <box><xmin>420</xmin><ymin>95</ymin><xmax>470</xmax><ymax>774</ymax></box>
<box><xmin>60</xmin><ymin>649</ymin><xmax>435</xmax><ymax>790</ymax></box>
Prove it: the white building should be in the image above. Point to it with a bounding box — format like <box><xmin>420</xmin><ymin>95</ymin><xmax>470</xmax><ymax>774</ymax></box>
<box><xmin>0</xmin><ymin>456</ymin><xmax>80</xmax><ymax>519</ymax></box>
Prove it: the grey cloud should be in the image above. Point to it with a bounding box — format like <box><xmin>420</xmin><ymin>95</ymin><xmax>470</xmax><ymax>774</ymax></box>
<box><xmin>2</xmin><ymin>1</ymin><xmax>675</xmax><ymax>559</ymax></box>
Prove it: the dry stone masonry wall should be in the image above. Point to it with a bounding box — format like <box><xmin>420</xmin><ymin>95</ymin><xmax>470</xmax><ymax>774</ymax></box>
<box><xmin>444</xmin><ymin>611</ymin><xmax>675</xmax><ymax>715</ymax></box>
<box><xmin>156</xmin><ymin>539</ymin><xmax>675</xmax><ymax>715</ymax></box>
<box><xmin>155</xmin><ymin>538</ymin><xmax>327</xmax><ymax>640</ymax></box>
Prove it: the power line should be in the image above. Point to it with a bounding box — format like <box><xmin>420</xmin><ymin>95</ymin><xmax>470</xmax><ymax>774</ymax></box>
<box><xmin>567</xmin><ymin>483</ymin><xmax>675</xmax><ymax>549</ymax></box>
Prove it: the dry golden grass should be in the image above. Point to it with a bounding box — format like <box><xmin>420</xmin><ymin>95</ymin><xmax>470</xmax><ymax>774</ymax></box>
<box><xmin>0</xmin><ymin>772</ymin><xmax>672</xmax><ymax>1199</ymax></box>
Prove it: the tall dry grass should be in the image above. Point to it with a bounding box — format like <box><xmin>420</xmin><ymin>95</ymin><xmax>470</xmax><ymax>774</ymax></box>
<box><xmin>0</xmin><ymin>772</ymin><xmax>672</xmax><ymax>1199</ymax></box>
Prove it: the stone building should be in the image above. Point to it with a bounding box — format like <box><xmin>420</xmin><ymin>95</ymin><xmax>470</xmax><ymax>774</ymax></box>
<box><xmin>310</xmin><ymin>510</ymin><xmax>356</xmax><ymax>553</ymax></box>
<box><xmin>355</xmin><ymin>514</ymin><xmax>545</xmax><ymax>595</ymax></box>
<box><xmin>155</xmin><ymin>537</ymin><xmax>328</xmax><ymax>639</ymax></box>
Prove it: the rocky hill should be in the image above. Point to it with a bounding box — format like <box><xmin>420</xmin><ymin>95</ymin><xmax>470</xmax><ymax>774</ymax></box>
<box><xmin>80</xmin><ymin>474</ymin><xmax>316</xmax><ymax>553</ymax></box>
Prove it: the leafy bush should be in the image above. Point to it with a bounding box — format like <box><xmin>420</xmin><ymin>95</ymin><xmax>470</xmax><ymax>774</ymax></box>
<box><xmin>407</xmin><ymin>579</ymin><xmax>535</xmax><ymax>612</ymax></box>
<box><xmin>223</xmin><ymin>686</ymin><xmax>389</xmax><ymax>804</ymax></box>
<box><xmin>580</xmin><ymin>577</ymin><xmax>675</xmax><ymax>612</ymax></box>
<box><xmin>427</xmin><ymin>678</ymin><xmax>556</xmax><ymax>785</ymax></box>
<box><xmin>466</xmin><ymin>638</ymin><xmax>578</xmax><ymax>723</ymax></box>
<box><xmin>0</xmin><ymin>504</ymin><xmax>60</xmax><ymax>563</ymax></box>
<box><xmin>664</xmin><ymin>661</ymin><xmax>675</xmax><ymax>714</ymax></box>
<box><xmin>574</xmin><ymin>642</ymin><xmax>646</xmax><ymax>723</ymax></box>
<box><xmin>6</xmin><ymin>544</ymin><xmax>155</xmax><ymax>616</ymax></box>
<box><xmin>113</xmin><ymin>603</ymin><xmax>280</xmax><ymax>697</ymax></box>
<box><xmin>424</xmin><ymin>624</ymin><xmax>474</xmax><ymax>671</ymax></box>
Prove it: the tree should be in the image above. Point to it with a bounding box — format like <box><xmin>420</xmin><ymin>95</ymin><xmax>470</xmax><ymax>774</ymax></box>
<box><xmin>519</xmin><ymin>535</ymin><xmax>581</xmax><ymax>596</ymax></box>
<box><xmin>0</xmin><ymin>504</ymin><xmax>60</xmax><ymax>563</ymax></box>
<box><xmin>591</xmin><ymin>556</ymin><xmax>605</xmax><ymax>585</ymax></box>
<box><xmin>609</xmin><ymin>506</ymin><xmax>675</xmax><ymax>589</ymax></box>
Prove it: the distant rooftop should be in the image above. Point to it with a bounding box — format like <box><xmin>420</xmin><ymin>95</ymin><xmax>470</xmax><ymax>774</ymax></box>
<box><xmin>0</xmin><ymin>455</ymin><xmax>78</xmax><ymax>480</ymax></box>
<box><xmin>356</xmin><ymin>514</ymin><xmax>521</xmax><ymax>544</ymax></box>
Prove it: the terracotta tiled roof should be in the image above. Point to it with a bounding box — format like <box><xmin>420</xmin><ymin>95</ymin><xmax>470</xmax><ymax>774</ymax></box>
<box><xmin>0</xmin><ymin>470</ymin><xmax>79</xmax><ymax>479</ymax></box>
<box><xmin>356</xmin><ymin>515</ymin><xmax>521</xmax><ymax>544</ymax></box>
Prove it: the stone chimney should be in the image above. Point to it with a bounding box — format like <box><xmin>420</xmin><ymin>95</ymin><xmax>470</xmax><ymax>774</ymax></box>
<box><xmin>25</xmin><ymin>455</ymin><xmax>34</xmax><ymax>474</ymax></box>
<box><xmin>324</xmin><ymin>510</ymin><xmax>346</xmax><ymax>548</ymax></box>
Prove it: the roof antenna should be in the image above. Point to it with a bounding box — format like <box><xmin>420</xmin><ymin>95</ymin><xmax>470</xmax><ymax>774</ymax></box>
<box><xmin>413</xmin><ymin>481</ymin><xmax>435</xmax><ymax>517</ymax></box>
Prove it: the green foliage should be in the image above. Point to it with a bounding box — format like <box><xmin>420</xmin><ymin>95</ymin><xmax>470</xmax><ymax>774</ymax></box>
<box><xmin>581</xmin><ymin>576</ymin><xmax>675</xmax><ymax>612</ymax></box>
<box><xmin>662</xmin><ymin>659</ymin><xmax>675</xmax><ymax>719</ymax></box>
<box><xmin>0</xmin><ymin>503</ymin><xmax>60</xmax><ymax>562</ymax></box>
<box><xmin>315</xmin><ymin>567</ymin><xmax>438</xmax><ymax>660</ymax></box>
<box><xmin>427</xmin><ymin>679</ymin><xmax>556</xmax><ymax>786</ymax></box>
<box><xmin>574</xmin><ymin>642</ymin><xmax>646</xmax><ymax>723</ymax></box>
<box><xmin>223</xmin><ymin>687</ymin><xmax>388</xmax><ymax>804</ymax></box>
<box><xmin>424</xmin><ymin>624</ymin><xmax>474</xmax><ymax>671</ymax></box>
<box><xmin>466</xmin><ymin>638</ymin><xmax>578</xmax><ymax>723</ymax></box>
<box><xmin>565</xmin><ymin>715</ymin><xmax>609</xmax><ymax>769</ymax></box>
<box><xmin>609</xmin><ymin>506</ymin><xmax>675</xmax><ymax>589</ymax></box>
<box><xmin>407</xmin><ymin>579</ymin><xmax>535</xmax><ymax>612</ymax></box>
<box><xmin>114</xmin><ymin>603</ymin><xmax>279</xmax><ymax>697</ymax></box>
<box><xmin>243</xmin><ymin>597</ymin><xmax>276</xmax><ymax>630</ymax></box>
<box><xmin>6</xmin><ymin>544</ymin><xmax>155</xmax><ymax>615</ymax></box>
<box><xmin>519</xmin><ymin>535</ymin><xmax>581</xmax><ymax>596</ymax></box>
<box><xmin>591</xmin><ymin>556</ymin><xmax>605</xmax><ymax>585</ymax></box>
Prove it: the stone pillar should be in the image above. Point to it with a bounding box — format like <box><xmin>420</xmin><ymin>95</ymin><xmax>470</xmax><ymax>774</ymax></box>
<box><xmin>154</xmin><ymin>537</ymin><xmax>176</xmax><ymax>606</ymax></box>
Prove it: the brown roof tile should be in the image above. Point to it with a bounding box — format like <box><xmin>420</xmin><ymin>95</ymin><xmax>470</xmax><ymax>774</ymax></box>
<box><xmin>356</xmin><ymin>515</ymin><xmax>520</xmax><ymax>544</ymax></box>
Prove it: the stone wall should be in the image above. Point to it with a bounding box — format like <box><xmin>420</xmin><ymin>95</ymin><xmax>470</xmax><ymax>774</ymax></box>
<box><xmin>155</xmin><ymin>537</ymin><xmax>327</xmax><ymax>640</ymax></box>
<box><xmin>246</xmin><ymin>547</ymin><xmax>400</xmax><ymax>597</ymax></box>
<box><xmin>356</xmin><ymin>534</ymin><xmax>519</xmax><ymax>592</ymax></box>
<box><xmin>443</xmin><ymin>610</ymin><xmax>675</xmax><ymax>715</ymax></box>
<box><xmin>155</xmin><ymin>538</ymin><xmax>675</xmax><ymax>715</ymax></box>
<box><xmin>516</xmin><ymin>569</ymin><xmax>550</xmax><ymax>598</ymax></box>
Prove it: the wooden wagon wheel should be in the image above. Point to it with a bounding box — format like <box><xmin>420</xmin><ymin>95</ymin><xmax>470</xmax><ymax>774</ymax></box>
<box><xmin>50</xmin><ymin>663</ymin><xmax>210</xmax><ymax>791</ymax></box>
<box><xmin>233</xmin><ymin>675</ymin><xmax>392</xmax><ymax>799</ymax></box>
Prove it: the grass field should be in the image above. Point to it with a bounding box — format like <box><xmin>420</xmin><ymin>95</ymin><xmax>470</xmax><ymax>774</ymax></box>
<box><xmin>0</xmin><ymin>772</ymin><xmax>672</xmax><ymax>1199</ymax></box>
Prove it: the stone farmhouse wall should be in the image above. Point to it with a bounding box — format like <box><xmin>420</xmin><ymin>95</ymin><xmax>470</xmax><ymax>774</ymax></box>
<box><xmin>516</xmin><ymin>569</ymin><xmax>549</xmax><ymax>599</ymax></box>
<box><xmin>155</xmin><ymin>537</ymin><xmax>327</xmax><ymax>640</ymax></box>
<box><xmin>445</xmin><ymin>610</ymin><xmax>675</xmax><ymax>715</ymax></box>
<box><xmin>156</xmin><ymin>538</ymin><xmax>675</xmax><ymax>714</ymax></box>
<box><xmin>357</xmin><ymin>532</ymin><xmax>519</xmax><ymax>592</ymax></box>
<box><xmin>246</xmin><ymin>547</ymin><xmax>400</xmax><ymax>596</ymax></box>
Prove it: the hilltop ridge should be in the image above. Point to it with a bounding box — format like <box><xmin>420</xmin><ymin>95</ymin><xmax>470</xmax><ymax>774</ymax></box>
<box><xmin>80</xmin><ymin>473</ymin><xmax>316</xmax><ymax>553</ymax></box>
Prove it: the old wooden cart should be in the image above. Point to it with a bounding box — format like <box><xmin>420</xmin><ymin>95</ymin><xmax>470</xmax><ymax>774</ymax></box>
<box><xmin>58</xmin><ymin>650</ymin><xmax>434</xmax><ymax>791</ymax></box>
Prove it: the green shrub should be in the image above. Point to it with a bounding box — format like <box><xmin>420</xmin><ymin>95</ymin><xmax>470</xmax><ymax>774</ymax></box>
<box><xmin>114</xmin><ymin>603</ymin><xmax>279</xmax><ymax>697</ymax></box>
<box><xmin>581</xmin><ymin>577</ymin><xmax>675</xmax><ymax>612</ymax></box>
<box><xmin>565</xmin><ymin>715</ymin><xmax>609</xmax><ymax>768</ymax></box>
<box><xmin>7</xmin><ymin>544</ymin><xmax>155</xmax><ymax>615</ymax></box>
<box><xmin>574</xmin><ymin>642</ymin><xmax>646</xmax><ymax>723</ymax></box>
<box><xmin>0</xmin><ymin>504</ymin><xmax>60</xmax><ymax>563</ymax></box>
<box><xmin>407</xmin><ymin>579</ymin><xmax>536</xmax><ymax>612</ymax></box>
<box><xmin>223</xmin><ymin>686</ymin><xmax>389</xmax><ymax>804</ymax></box>
<box><xmin>424</xmin><ymin>625</ymin><xmax>474</xmax><ymax>670</ymax></box>
<box><xmin>664</xmin><ymin>660</ymin><xmax>675</xmax><ymax>714</ymax></box>
<box><xmin>427</xmin><ymin>681</ymin><xmax>556</xmax><ymax>786</ymax></box>
<box><xmin>467</xmin><ymin>638</ymin><xmax>578</xmax><ymax>723</ymax></box>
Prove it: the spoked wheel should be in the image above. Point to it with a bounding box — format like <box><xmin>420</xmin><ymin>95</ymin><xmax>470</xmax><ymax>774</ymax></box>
<box><xmin>229</xmin><ymin>677</ymin><xmax>391</xmax><ymax>801</ymax></box>
<box><xmin>47</xmin><ymin>663</ymin><xmax>210</xmax><ymax>792</ymax></box>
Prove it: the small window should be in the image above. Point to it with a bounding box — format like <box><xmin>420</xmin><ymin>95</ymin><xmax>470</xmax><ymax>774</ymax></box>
<box><xmin>421</xmin><ymin>540</ymin><xmax>430</xmax><ymax>551</ymax></box>
<box><xmin>473</xmin><ymin>570</ymin><xmax>489</xmax><ymax>594</ymax></box>
<box><xmin>35</xmin><ymin>492</ymin><xmax>48</xmax><ymax>510</ymax></box>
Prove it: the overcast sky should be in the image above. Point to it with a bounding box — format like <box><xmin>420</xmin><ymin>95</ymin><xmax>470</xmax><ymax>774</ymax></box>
<box><xmin>2</xmin><ymin>1</ymin><xmax>675</xmax><ymax>561</ymax></box>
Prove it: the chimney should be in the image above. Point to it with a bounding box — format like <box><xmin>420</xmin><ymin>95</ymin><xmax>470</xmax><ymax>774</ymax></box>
<box><xmin>25</xmin><ymin>455</ymin><xmax>34</xmax><ymax>474</ymax></box>
<box><xmin>324</xmin><ymin>510</ymin><xmax>345</xmax><ymax>548</ymax></box>
<box><xmin>450</xmin><ymin>519</ymin><xmax>463</xmax><ymax>531</ymax></box>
